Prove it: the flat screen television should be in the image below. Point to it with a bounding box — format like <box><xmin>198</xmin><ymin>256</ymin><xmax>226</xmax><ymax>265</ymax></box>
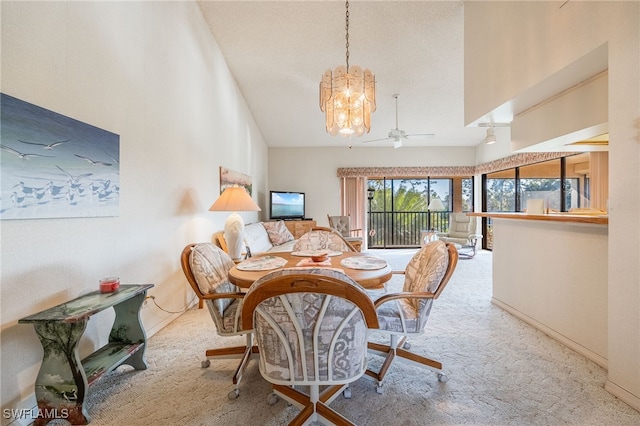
<box><xmin>270</xmin><ymin>190</ymin><xmax>305</xmax><ymax>220</ymax></box>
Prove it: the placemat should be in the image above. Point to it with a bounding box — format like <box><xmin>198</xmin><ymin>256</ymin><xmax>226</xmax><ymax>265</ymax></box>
<box><xmin>340</xmin><ymin>256</ymin><xmax>388</xmax><ymax>270</ymax></box>
<box><xmin>291</xmin><ymin>250</ymin><xmax>342</xmax><ymax>257</ymax></box>
<box><xmin>236</xmin><ymin>256</ymin><xmax>288</xmax><ymax>271</ymax></box>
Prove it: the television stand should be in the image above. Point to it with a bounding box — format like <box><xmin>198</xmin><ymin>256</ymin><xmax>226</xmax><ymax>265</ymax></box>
<box><xmin>283</xmin><ymin>219</ymin><xmax>316</xmax><ymax>239</ymax></box>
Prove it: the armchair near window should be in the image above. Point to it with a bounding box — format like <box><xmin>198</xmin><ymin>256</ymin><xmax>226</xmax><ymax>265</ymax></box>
<box><xmin>327</xmin><ymin>215</ymin><xmax>363</xmax><ymax>251</ymax></box>
<box><xmin>436</xmin><ymin>212</ymin><xmax>482</xmax><ymax>258</ymax></box>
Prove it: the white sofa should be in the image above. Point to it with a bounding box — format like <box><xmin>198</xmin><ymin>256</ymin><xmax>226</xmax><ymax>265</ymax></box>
<box><xmin>243</xmin><ymin>222</ymin><xmax>297</xmax><ymax>254</ymax></box>
<box><xmin>215</xmin><ymin>220</ymin><xmax>298</xmax><ymax>257</ymax></box>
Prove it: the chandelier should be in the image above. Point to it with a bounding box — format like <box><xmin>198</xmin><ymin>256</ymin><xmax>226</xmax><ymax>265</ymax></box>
<box><xmin>319</xmin><ymin>1</ymin><xmax>376</xmax><ymax>137</ymax></box>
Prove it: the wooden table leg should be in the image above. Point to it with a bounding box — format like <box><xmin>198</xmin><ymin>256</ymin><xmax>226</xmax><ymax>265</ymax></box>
<box><xmin>111</xmin><ymin>291</ymin><xmax>148</xmax><ymax>370</ymax></box>
<box><xmin>32</xmin><ymin>321</ymin><xmax>89</xmax><ymax>426</ymax></box>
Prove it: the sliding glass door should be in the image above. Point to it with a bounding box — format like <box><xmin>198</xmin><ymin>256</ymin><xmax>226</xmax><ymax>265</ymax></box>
<box><xmin>367</xmin><ymin>178</ymin><xmax>452</xmax><ymax>248</ymax></box>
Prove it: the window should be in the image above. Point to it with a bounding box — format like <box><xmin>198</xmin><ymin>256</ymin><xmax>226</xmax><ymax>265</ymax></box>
<box><xmin>481</xmin><ymin>152</ymin><xmax>603</xmax><ymax>250</ymax></box>
<box><xmin>484</xmin><ymin>169</ymin><xmax>516</xmax><ymax>212</ymax></box>
<box><xmin>565</xmin><ymin>152</ymin><xmax>592</xmax><ymax>209</ymax></box>
<box><xmin>519</xmin><ymin>159</ymin><xmax>561</xmax><ymax>212</ymax></box>
<box><xmin>461</xmin><ymin>178</ymin><xmax>473</xmax><ymax>212</ymax></box>
<box><xmin>367</xmin><ymin>177</ymin><xmax>470</xmax><ymax>248</ymax></box>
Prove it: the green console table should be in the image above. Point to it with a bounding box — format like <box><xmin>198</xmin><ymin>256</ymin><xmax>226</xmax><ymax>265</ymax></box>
<box><xmin>19</xmin><ymin>284</ymin><xmax>153</xmax><ymax>425</ymax></box>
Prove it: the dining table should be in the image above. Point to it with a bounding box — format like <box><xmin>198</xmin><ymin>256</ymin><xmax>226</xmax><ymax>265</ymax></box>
<box><xmin>228</xmin><ymin>250</ymin><xmax>392</xmax><ymax>290</ymax></box>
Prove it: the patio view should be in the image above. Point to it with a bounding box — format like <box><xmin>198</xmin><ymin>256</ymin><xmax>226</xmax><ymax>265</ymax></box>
<box><xmin>367</xmin><ymin>177</ymin><xmax>472</xmax><ymax>248</ymax></box>
<box><xmin>366</xmin><ymin>152</ymin><xmax>604</xmax><ymax>250</ymax></box>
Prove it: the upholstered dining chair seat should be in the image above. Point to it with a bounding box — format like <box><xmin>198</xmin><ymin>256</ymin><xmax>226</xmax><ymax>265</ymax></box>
<box><xmin>372</xmin><ymin>297</ymin><xmax>424</xmax><ymax>334</ymax></box>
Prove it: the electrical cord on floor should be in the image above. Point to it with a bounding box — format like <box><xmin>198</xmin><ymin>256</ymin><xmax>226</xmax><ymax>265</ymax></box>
<box><xmin>144</xmin><ymin>295</ymin><xmax>199</xmax><ymax>314</ymax></box>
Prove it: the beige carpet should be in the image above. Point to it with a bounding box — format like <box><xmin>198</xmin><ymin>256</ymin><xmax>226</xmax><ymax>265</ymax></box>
<box><xmin>79</xmin><ymin>249</ymin><xmax>640</xmax><ymax>425</ymax></box>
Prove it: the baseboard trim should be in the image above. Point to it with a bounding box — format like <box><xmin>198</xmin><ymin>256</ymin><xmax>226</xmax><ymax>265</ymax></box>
<box><xmin>605</xmin><ymin>380</ymin><xmax>640</xmax><ymax>411</ymax></box>
<box><xmin>491</xmin><ymin>297</ymin><xmax>608</xmax><ymax>369</ymax></box>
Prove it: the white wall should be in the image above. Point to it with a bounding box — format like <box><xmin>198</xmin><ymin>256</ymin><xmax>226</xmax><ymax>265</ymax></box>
<box><xmin>465</xmin><ymin>1</ymin><xmax>640</xmax><ymax>409</ymax></box>
<box><xmin>268</xmin><ymin>146</ymin><xmax>476</xmax><ymax>227</ymax></box>
<box><xmin>492</xmin><ymin>219</ymin><xmax>608</xmax><ymax>367</ymax></box>
<box><xmin>0</xmin><ymin>1</ymin><xmax>267</xmax><ymax>420</ymax></box>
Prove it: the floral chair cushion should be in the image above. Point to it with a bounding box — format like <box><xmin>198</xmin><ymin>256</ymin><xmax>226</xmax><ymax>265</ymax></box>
<box><xmin>247</xmin><ymin>268</ymin><xmax>369</xmax><ymax>384</ymax></box>
<box><xmin>262</xmin><ymin>220</ymin><xmax>295</xmax><ymax>246</ymax></box>
<box><xmin>293</xmin><ymin>230</ymin><xmax>351</xmax><ymax>252</ymax></box>
<box><xmin>374</xmin><ymin>241</ymin><xmax>449</xmax><ymax>334</ymax></box>
<box><xmin>189</xmin><ymin>243</ymin><xmax>241</xmax><ymax>334</ymax></box>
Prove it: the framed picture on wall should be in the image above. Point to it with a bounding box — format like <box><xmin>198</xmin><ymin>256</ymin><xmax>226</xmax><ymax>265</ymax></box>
<box><xmin>0</xmin><ymin>93</ymin><xmax>120</xmax><ymax>220</ymax></box>
<box><xmin>220</xmin><ymin>166</ymin><xmax>252</xmax><ymax>195</ymax></box>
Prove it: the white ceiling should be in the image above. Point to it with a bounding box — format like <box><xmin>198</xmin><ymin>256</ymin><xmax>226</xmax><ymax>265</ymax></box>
<box><xmin>197</xmin><ymin>1</ymin><xmax>500</xmax><ymax>149</ymax></box>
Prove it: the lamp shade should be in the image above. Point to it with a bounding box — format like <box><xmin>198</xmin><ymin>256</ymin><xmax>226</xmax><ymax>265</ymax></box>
<box><xmin>427</xmin><ymin>198</ymin><xmax>445</xmax><ymax>211</ymax></box>
<box><xmin>209</xmin><ymin>186</ymin><xmax>261</xmax><ymax>261</ymax></box>
<box><xmin>209</xmin><ymin>186</ymin><xmax>261</xmax><ymax>212</ymax></box>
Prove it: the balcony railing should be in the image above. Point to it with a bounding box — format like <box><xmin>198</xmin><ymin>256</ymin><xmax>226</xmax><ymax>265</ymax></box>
<box><xmin>367</xmin><ymin>211</ymin><xmax>450</xmax><ymax>248</ymax></box>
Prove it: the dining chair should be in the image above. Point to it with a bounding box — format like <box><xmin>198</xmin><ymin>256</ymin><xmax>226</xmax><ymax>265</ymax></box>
<box><xmin>365</xmin><ymin>240</ymin><xmax>458</xmax><ymax>393</ymax></box>
<box><xmin>241</xmin><ymin>268</ymin><xmax>379</xmax><ymax>426</ymax></box>
<box><xmin>180</xmin><ymin>243</ymin><xmax>257</xmax><ymax>399</ymax></box>
<box><xmin>293</xmin><ymin>226</ymin><xmax>356</xmax><ymax>252</ymax></box>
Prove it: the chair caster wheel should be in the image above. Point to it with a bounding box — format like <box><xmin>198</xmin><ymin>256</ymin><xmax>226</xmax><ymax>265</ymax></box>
<box><xmin>403</xmin><ymin>342</ymin><xmax>411</xmax><ymax>350</ymax></box>
<box><xmin>267</xmin><ymin>393</ymin><xmax>279</xmax><ymax>406</ymax></box>
<box><xmin>201</xmin><ymin>360</ymin><xmax>210</xmax><ymax>368</ymax></box>
<box><xmin>437</xmin><ymin>373</ymin><xmax>449</xmax><ymax>383</ymax></box>
<box><xmin>228</xmin><ymin>389</ymin><xmax>239</xmax><ymax>400</ymax></box>
<box><xmin>343</xmin><ymin>387</ymin><xmax>352</xmax><ymax>399</ymax></box>
<box><xmin>375</xmin><ymin>384</ymin><xmax>384</xmax><ymax>394</ymax></box>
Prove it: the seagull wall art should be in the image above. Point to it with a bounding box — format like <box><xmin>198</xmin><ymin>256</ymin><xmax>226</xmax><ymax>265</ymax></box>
<box><xmin>1</xmin><ymin>93</ymin><xmax>119</xmax><ymax>219</ymax></box>
<box><xmin>18</xmin><ymin>139</ymin><xmax>70</xmax><ymax>150</ymax></box>
<box><xmin>1</xmin><ymin>144</ymin><xmax>54</xmax><ymax>159</ymax></box>
<box><xmin>74</xmin><ymin>154</ymin><xmax>112</xmax><ymax>166</ymax></box>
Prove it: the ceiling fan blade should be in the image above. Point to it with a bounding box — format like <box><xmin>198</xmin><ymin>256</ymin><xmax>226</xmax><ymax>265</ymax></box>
<box><xmin>361</xmin><ymin>137</ymin><xmax>392</xmax><ymax>144</ymax></box>
<box><xmin>478</xmin><ymin>122</ymin><xmax>510</xmax><ymax>127</ymax></box>
<box><xmin>405</xmin><ymin>133</ymin><xmax>435</xmax><ymax>139</ymax></box>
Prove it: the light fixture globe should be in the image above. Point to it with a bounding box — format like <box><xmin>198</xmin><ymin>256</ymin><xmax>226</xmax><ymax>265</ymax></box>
<box><xmin>319</xmin><ymin>1</ymin><xmax>376</xmax><ymax>137</ymax></box>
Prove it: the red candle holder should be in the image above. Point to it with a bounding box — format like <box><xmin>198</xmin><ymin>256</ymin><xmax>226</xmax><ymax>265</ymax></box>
<box><xmin>100</xmin><ymin>277</ymin><xmax>120</xmax><ymax>293</ymax></box>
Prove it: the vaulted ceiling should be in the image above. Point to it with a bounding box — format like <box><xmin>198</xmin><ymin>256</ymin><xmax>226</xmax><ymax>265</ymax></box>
<box><xmin>197</xmin><ymin>1</ymin><xmax>499</xmax><ymax>149</ymax></box>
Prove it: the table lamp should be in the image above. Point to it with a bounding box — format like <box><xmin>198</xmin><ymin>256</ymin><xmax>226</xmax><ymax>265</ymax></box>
<box><xmin>427</xmin><ymin>197</ymin><xmax>445</xmax><ymax>212</ymax></box>
<box><xmin>209</xmin><ymin>185</ymin><xmax>261</xmax><ymax>261</ymax></box>
<box><xmin>427</xmin><ymin>197</ymin><xmax>445</xmax><ymax>231</ymax></box>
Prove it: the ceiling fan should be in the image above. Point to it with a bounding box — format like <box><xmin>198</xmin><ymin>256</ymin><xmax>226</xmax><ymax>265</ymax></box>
<box><xmin>362</xmin><ymin>94</ymin><xmax>434</xmax><ymax>148</ymax></box>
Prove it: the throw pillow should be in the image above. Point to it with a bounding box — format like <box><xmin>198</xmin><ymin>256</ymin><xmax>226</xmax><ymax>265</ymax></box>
<box><xmin>263</xmin><ymin>220</ymin><xmax>295</xmax><ymax>246</ymax></box>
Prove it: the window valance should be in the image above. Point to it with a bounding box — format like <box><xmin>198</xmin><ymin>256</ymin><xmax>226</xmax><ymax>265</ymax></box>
<box><xmin>337</xmin><ymin>166</ymin><xmax>475</xmax><ymax>178</ymax></box>
<box><xmin>337</xmin><ymin>152</ymin><xmax>574</xmax><ymax>178</ymax></box>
